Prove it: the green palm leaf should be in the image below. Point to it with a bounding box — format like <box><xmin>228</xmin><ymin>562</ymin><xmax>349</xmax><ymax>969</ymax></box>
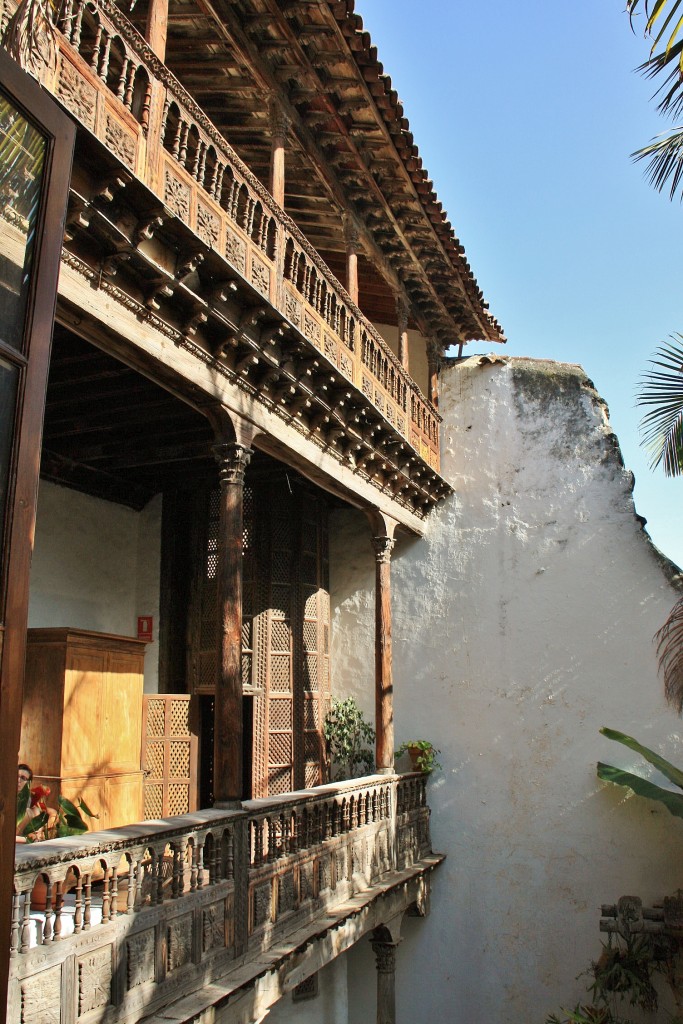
<box><xmin>636</xmin><ymin>334</ymin><xmax>683</xmax><ymax>474</ymax></box>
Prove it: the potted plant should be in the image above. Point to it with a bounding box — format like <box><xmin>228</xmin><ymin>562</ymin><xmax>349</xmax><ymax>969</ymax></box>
<box><xmin>17</xmin><ymin>781</ymin><xmax>97</xmax><ymax>909</ymax></box>
<box><xmin>323</xmin><ymin>697</ymin><xmax>375</xmax><ymax>781</ymax></box>
<box><xmin>396</xmin><ymin>740</ymin><xmax>441</xmax><ymax>775</ymax></box>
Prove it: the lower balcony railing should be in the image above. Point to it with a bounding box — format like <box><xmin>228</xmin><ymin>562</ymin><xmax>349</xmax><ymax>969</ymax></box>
<box><xmin>9</xmin><ymin>773</ymin><xmax>432</xmax><ymax>1024</ymax></box>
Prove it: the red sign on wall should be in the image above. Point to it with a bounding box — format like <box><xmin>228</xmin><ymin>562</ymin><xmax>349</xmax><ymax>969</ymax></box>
<box><xmin>137</xmin><ymin>616</ymin><xmax>153</xmax><ymax>642</ymax></box>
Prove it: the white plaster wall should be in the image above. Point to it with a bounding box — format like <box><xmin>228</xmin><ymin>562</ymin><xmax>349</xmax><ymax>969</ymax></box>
<box><xmin>333</xmin><ymin>356</ymin><xmax>683</xmax><ymax>1024</ymax></box>
<box><xmin>28</xmin><ymin>481</ymin><xmax>162</xmax><ymax>691</ymax></box>
<box><xmin>262</xmin><ymin>958</ymin><xmax>348</xmax><ymax>1024</ymax></box>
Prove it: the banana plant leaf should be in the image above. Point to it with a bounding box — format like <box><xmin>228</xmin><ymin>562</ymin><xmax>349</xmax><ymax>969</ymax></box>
<box><xmin>597</xmin><ymin>762</ymin><xmax>683</xmax><ymax>818</ymax></box>
<box><xmin>21</xmin><ymin>810</ymin><xmax>49</xmax><ymax>837</ymax></box>
<box><xmin>599</xmin><ymin>727</ymin><xmax>683</xmax><ymax>789</ymax></box>
<box><xmin>15</xmin><ymin>783</ymin><xmax>29</xmax><ymax>824</ymax></box>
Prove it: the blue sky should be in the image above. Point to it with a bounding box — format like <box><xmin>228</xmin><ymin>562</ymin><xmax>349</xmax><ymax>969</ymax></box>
<box><xmin>360</xmin><ymin>0</ymin><xmax>683</xmax><ymax>567</ymax></box>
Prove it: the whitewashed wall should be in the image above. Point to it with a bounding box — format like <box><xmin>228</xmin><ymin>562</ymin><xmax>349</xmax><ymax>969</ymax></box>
<box><xmin>263</xmin><ymin>959</ymin><xmax>348</xmax><ymax>1024</ymax></box>
<box><xmin>28</xmin><ymin>481</ymin><xmax>162</xmax><ymax>691</ymax></box>
<box><xmin>332</xmin><ymin>356</ymin><xmax>683</xmax><ymax>1024</ymax></box>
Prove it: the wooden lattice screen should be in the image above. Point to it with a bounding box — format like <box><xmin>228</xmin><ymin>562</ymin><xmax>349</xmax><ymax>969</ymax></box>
<box><xmin>188</xmin><ymin>475</ymin><xmax>330</xmax><ymax>799</ymax></box>
<box><xmin>141</xmin><ymin>694</ymin><xmax>197</xmax><ymax>819</ymax></box>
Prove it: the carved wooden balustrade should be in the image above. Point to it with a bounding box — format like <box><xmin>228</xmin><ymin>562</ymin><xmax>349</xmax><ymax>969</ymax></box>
<box><xmin>8</xmin><ymin>774</ymin><xmax>431</xmax><ymax>1023</ymax></box>
<box><xmin>21</xmin><ymin>0</ymin><xmax>442</xmax><ymax>472</ymax></box>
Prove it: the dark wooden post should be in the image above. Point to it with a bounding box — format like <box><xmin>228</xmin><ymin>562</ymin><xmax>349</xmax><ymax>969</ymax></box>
<box><xmin>368</xmin><ymin>513</ymin><xmax>398</xmax><ymax>774</ymax></box>
<box><xmin>269</xmin><ymin>101</ymin><xmax>290</xmax><ymax>209</ymax></box>
<box><xmin>371</xmin><ymin>936</ymin><xmax>401</xmax><ymax>1024</ymax></box>
<box><xmin>396</xmin><ymin>296</ymin><xmax>409</xmax><ymax>372</ymax></box>
<box><xmin>344</xmin><ymin>216</ymin><xmax>360</xmax><ymax>306</ymax></box>
<box><xmin>145</xmin><ymin>0</ymin><xmax>169</xmax><ymax>61</ymax></box>
<box><xmin>212</xmin><ymin>441</ymin><xmax>253</xmax><ymax>806</ymax></box>
<box><xmin>427</xmin><ymin>339</ymin><xmax>440</xmax><ymax>408</ymax></box>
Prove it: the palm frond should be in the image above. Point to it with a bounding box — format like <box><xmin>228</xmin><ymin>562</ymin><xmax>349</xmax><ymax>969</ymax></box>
<box><xmin>633</xmin><ymin>126</ymin><xmax>683</xmax><ymax>199</ymax></box>
<box><xmin>636</xmin><ymin>335</ymin><xmax>683</xmax><ymax>473</ymax></box>
<box><xmin>655</xmin><ymin>596</ymin><xmax>683</xmax><ymax>713</ymax></box>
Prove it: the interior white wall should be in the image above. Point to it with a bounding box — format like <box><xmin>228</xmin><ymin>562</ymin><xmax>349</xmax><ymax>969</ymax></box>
<box><xmin>261</xmin><ymin>958</ymin><xmax>348</xmax><ymax>1024</ymax></box>
<box><xmin>28</xmin><ymin>481</ymin><xmax>162</xmax><ymax>691</ymax></box>
<box><xmin>332</xmin><ymin>356</ymin><xmax>683</xmax><ymax>1024</ymax></box>
<box><xmin>373</xmin><ymin>321</ymin><xmax>429</xmax><ymax>399</ymax></box>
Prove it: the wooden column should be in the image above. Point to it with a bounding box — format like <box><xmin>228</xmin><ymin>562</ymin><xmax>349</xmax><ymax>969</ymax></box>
<box><xmin>427</xmin><ymin>339</ymin><xmax>440</xmax><ymax>408</ymax></box>
<box><xmin>344</xmin><ymin>216</ymin><xmax>360</xmax><ymax>306</ymax></box>
<box><xmin>371</xmin><ymin>937</ymin><xmax>400</xmax><ymax>1024</ymax></box>
<box><xmin>369</xmin><ymin>513</ymin><xmax>397</xmax><ymax>775</ymax></box>
<box><xmin>269</xmin><ymin>101</ymin><xmax>290</xmax><ymax>209</ymax></box>
<box><xmin>144</xmin><ymin>0</ymin><xmax>168</xmax><ymax>61</ymax></box>
<box><xmin>396</xmin><ymin>296</ymin><xmax>409</xmax><ymax>372</ymax></box>
<box><xmin>212</xmin><ymin>441</ymin><xmax>252</xmax><ymax>806</ymax></box>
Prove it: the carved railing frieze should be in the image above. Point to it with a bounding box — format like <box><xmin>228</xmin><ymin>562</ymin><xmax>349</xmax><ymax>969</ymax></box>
<box><xmin>15</xmin><ymin>0</ymin><xmax>443</xmax><ymax>472</ymax></box>
<box><xmin>9</xmin><ymin>774</ymin><xmax>431</xmax><ymax>1023</ymax></box>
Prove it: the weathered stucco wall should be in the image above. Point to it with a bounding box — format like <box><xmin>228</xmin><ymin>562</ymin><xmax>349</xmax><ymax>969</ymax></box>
<box><xmin>263</xmin><ymin>958</ymin><xmax>348</xmax><ymax>1024</ymax></box>
<box><xmin>332</xmin><ymin>356</ymin><xmax>683</xmax><ymax>1023</ymax></box>
<box><xmin>28</xmin><ymin>481</ymin><xmax>162</xmax><ymax>690</ymax></box>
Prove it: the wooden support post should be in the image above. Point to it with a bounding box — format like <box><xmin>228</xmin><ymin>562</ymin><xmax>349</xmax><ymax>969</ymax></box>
<box><xmin>269</xmin><ymin>101</ymin><xmax>290</xmax><ymax>209</ymax></box>
<box><xmin>396</xmin><ymin>296</ymin><xmax>409</xmax><ymax>372</ymax></box>
<box><xmin>344</xmin><ymin>215</ymin><xmax>360</xmax><ymax>307</ymax></box>
<box><xmin>212</xmin><ymin>440</ymin><xmax>253</xmax><ymax>806</ymax></box>
<box><xmin>144</xmin><ymin>0</ymin><xmax>168</xmax><ymax>61</ymax></box>
<box><xmin>371</xmin><ymin>937</ymin><xmax>401</xmax><ymax>1024</ymax></box>
<box><xmin>368</xmin><ymin>513</ymin><xmax>398</xmax><ymax>775</ymax></box>
<box><xmin>427</xmin><ymin>339</ymin><xmax>440</xmax><ymax>408</ymax></box>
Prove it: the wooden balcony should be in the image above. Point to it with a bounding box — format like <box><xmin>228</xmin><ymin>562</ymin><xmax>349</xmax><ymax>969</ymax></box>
<box><xmin>31</xmin><ymin>0</ymin><xmax>446</xmax><ymax>481</ymax></box>
<box><xmin>9</xmin><ymin>774</ymin><xmax>442</xmax><ymax>1024</ymax></box>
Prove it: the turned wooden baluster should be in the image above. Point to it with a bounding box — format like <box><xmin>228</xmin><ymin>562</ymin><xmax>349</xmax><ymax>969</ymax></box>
<box><xmin>53</xmin><ymin>883</ymin><xmax>64</xmax><ymax>941</ymax></box>
<box><xmin>101</xmin><ymin>870</ymin><xmax>111</xmax><ymax>923</ymax></box>
<box><xmin>140</xmin><ymin>79</ymin><xmax>152</xmax><ymax>132</ymax></box>
<box><xmin>83</xmin><ymin>874</ymin><xmax>92</xmax><ymax>930</ymax></box>
<box><xmin>73</xmin><ymin>875</ymin><xmax>83</xmax><ymax>933</ymax></box>
<box><xmin>117</xmin><ymin>57</ymin><xmax>130</xmax><ymax>100</ymax></box>
<box><xmin>196</xmin><ymin>841</ymin><xmax>205</xmax><ymax>890</ymax></box>
<box><xmin>211</xmin><ymin>162</ymin><xmax>223</xmax><ymax>200</ymax></box>
<box><xmin>245</xmin><ymin>198</ymin><xmax>257</xmax><ymax>237</ymax></box>
<box><xmin>155</xmin><ymin>850</ymin><xmax>164</xmax><ymax>905</ymax></box>
<box><xmin>197</xmin><ymin>143</ymin><xmax>208</xmax><ymax>186</ymax></box>
<box><xmin>226</xmin><ymin>829</ymin><xmax>234</xmax><ymax>880</ymax></box>
<box><xmin>110</xmin><ymin>866</ymin><xmax>123</xmax><ymax>916</ymax></box>
<box><xmin>20</xmin><ymin>891</ymin><xmax>31</xmax><ymax>953</ymax></box>
<box><xmin>177</xmin><ymin>122</ymin><xmax>190</xmax><ymax>165</ymax></box>
<box><xmin>267</xmin><ymin>818</ymin><xmax>276</xmax><ymax>862</ymax></box>
<box><xmin>71</xmin><ymin>1</ymin><xmax>85</xmax><ymax>48</ymax></box>
<box><xmin>10</xmin><ymin>893</ymin><xmax>20</xmax><ymax>956</ymax></box>
<box><xmin>89</xmin><ymin>23</ymin><xmax>102</xmax><ymax>73</ymax></box>
<box><xmin>43</xmin><ymin>882</ymin><xmax>53</xmax><ymax>941</ymax></box>
<box><xmin>123</xmin><ymin>61</ymin><xmax>136</xmax><ymax>110</ymax></box>
<box><xmin>191</xmin><ymin>139</ymin><xmax>205</xmax><ymax>182</ymax></box>
<box><xmin>98</xmin><ymin>32</ymin><xmax>111</xmax><ymax>84</ymax></box>
<box><xmin>189</xmin><ymin>843</ymin><xmax>198</xmax><ymax>892</ymax></box>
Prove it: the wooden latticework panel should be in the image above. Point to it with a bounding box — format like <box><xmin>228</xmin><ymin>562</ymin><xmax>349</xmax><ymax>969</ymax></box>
<box><xmin>187</xmin><ymin>474</ymin><xmax>330</xmax><ymax>801</ymax></box>
<box><xmin>142</xmin><ymin>695</ymin><xmax>197</xmax><ymax>818</ymax></box>
<box><xmin>251</xmin><ymin>478</ymin><xmax>330</xmax><ymax>798</ymax></box>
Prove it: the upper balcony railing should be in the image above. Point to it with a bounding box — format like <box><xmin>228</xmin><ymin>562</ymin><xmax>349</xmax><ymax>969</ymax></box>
<box><xmin>9</xmin><ymin>773</ymin><xmax>433</xmax><ymax>1024</ymax></box>
<box><xmin>34</xmin><ymin>0</ymin><xmax>442</xmax><ymax>471</ymax></box>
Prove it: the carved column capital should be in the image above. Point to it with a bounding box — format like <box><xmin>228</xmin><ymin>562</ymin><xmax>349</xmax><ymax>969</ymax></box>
<box><xmin>395</xmin><ymin>295</ymin><xmax>409</xmax><ymax>334</ymax></box>
<box><xmin>212</xmin><ymin>442</ymin><xmax>252</xmax><ymax>486</ymax></box>
<box><xmin>372</xmin><ymin>535</ymin><xmax>395</xmax><ymax>565</ymax></box>
<box><xmin>343</xmin><ymin>213</ymin><xmax>361</xmax><ymax>252</ymax></box>
<box><xmin>269</xmin><ymin>99</ymin><xmax>291</xmax><ymax>140</ymax></box>
<box><xmin>371</xmin><ymin>939</ymin><xmax>398</xmax><ymax>974</ymax></box>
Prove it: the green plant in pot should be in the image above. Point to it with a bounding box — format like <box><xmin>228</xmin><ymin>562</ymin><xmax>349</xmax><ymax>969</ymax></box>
<box><xmin>323</xmin><ymin>697</ymin><xmax>375</xmax><ymax>781</ymax></box>
<box><xmin>396</xmin><ymin>740</ymin><xmax>441</xmax><ymax>775</ymax></box>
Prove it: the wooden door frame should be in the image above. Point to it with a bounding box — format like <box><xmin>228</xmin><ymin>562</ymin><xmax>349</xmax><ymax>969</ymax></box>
<box><xmin>0</xmin><ymin>46</ymin><xmax>75</xmax><ymax>1012</ymax></box>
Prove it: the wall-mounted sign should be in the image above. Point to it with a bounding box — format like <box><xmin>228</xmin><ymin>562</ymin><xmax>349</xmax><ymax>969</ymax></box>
<box><xmin>137</xmin><ymin>616</ymin><xmax>153</xmax><ymax>642</ymax></box>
